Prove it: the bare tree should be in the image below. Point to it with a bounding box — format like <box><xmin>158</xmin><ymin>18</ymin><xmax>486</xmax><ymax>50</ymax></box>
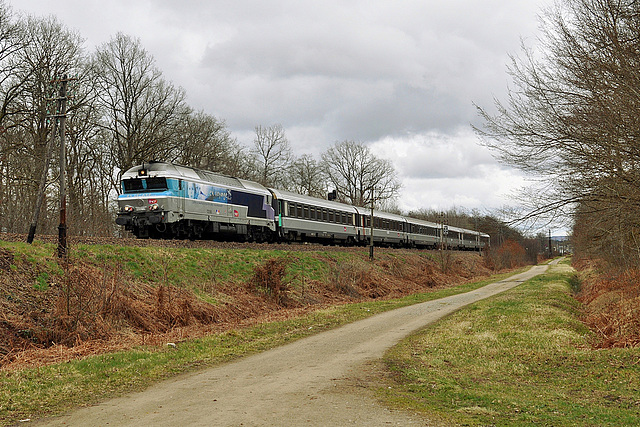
<box><xmin>0</xmin><ymin>1</ymin><xmax>28</xmax><ymax>232</ymax></box>
<box><xmin>287</xmin><ymin>154</ymin><xmax>326</xmax><ymax>197</ymax></box>
<box><xmin>172</xmin><ymin>110</ymin><xmax>246</xmax><ymax>175</ymax></box>
<box><xmin>474</xmin><ymin>0</ymin><xmax>640</xmax><ymax>265</ymax></box>
<box><xmin>13</xmin><ymin>15</ymin><xmax>84</xmax><ymax>236</ymax></box>
<box><xmin>90</xmin><ymin>33</ymin><xmax>188</xmax><ymax>177</ymax></box>
<box><xmin>251</xmin><ymin>124</ymin><xmax>292</xmax><ymax>187</ymax></box>
<box><xmin>64</xmin><ymin>71</ymin><xmax>116</xmax><ymax>236</ymax></box>
<box><xmin>321</xmin><ymin>140</ymin><xmax>401</xmax><ymax>207</ymax></box>
<box><xmin>0</xmin><ymin>1</ymin><xmax>27</xmax><ymax>131</ymax></box>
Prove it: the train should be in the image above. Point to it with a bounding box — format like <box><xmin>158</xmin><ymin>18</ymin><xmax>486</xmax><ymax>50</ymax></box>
<box><xmin>115</xmin><ymin>162</ymin><xmax>490</xmax><ymax>250</ymax></box>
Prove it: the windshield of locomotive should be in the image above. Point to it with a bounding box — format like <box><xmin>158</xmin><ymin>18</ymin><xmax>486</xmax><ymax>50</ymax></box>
<box><xmin>122</xmin><ymin>177</ymin><xmax>168</xmax><ymax>193</ymax></box>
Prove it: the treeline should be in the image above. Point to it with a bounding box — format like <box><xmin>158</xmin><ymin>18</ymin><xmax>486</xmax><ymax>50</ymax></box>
<box><xmin>0</xmin><ymin>3</ymin><xmax>402</xmax><ymax>237</ymax></box>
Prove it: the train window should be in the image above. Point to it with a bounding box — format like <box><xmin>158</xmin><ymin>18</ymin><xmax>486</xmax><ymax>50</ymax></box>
<box><xmin>303</xmin><ymin>206</ymin><xmax>309</xmax><ymax>219</ymax></box>
<box><xmin>123</xmin><ymin>178</ymin><xmax>144</xmax><ymax>192</ymax></box>
<box><xmin>322</xmin><ymin>209</ymin><xmax>328</xmax><ymax>222</ymax></box>
<box><xmin>146</xmin><ymin>177</ymin><xmax>168</xmax><ymax>191</ymax></box>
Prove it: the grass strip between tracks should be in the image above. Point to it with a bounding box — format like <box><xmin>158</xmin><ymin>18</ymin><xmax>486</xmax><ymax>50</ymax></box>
<box><xmin>0</xmin><ymin>269</ymin><xmax>521</xmax><ymax>425</ymax></box>
<box><xmin>380</xmin><ymin>268</ymin><xmax>640</xmax><ymax>426</ymax></box>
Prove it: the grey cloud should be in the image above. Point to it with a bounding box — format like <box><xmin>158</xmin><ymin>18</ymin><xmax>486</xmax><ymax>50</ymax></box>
<box><xmin>15</xmin><ymin>0</ymin><xmax>551</xmax><ymax>212</ymax></box>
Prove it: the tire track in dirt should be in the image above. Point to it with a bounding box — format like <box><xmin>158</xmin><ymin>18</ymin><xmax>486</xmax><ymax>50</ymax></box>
<box><xmin>40</xmin><ymin>264</ymin><xmax>550</xmax><ymax>426</ymax></box>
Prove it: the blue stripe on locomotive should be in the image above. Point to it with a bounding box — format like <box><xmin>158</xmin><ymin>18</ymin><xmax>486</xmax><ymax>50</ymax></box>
<box><xmin>118</xmin><ymin>177</ymin><xmax>272</xmax><ymax>219</ymax></box>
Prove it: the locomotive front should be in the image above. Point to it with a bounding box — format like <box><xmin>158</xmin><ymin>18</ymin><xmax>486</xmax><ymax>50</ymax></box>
<box><xmin>115</xmin><ymin>163</ymin><xmax>180</xmax><ymax>238</ymax></box>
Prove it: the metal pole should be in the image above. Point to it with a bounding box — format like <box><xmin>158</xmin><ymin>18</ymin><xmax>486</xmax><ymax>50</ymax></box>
<box><xmin>439</xmin><ymin>212</ymin><xmax>444</xmax><ymax>251</ymax></box>
<box><xmin>57</xmin><ymin>76</ymin><xmax>68</xmax><ymax>259</ymax></box>
<box><xmin>548</xmin><ymin>229</ymin><xmax>552</xmax><ymax>259</ymax></box>
<box><xmin>369</xmin><ymin>201</ymin><xmax>374</xmax><ymax>261</ymax></box>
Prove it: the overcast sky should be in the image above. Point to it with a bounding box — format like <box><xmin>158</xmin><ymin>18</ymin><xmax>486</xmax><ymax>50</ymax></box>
<box><xmin>15</xmin><ymin>0</ymin><xmax>561</xmax><ymax>232</ymax></box>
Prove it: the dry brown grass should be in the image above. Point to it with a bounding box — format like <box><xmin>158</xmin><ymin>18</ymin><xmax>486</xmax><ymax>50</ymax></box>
<box><xmin>249</xmin><ymin>257</ymin><xmax>294</xmax><ymax>306</ymax></box>
<box><xmin>0</xmin><ymin>248</ymin><xmax>498</xmax><ymax>371</ymax></box>
<box><xmin>575</xmin><ymin>259</ymin><xmax>640</xmax><ymax>348</ymax></box>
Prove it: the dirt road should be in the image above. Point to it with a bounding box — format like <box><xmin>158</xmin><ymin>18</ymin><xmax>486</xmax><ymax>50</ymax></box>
<box><xmin>41</xmin><ymin>264</ymin><xmax>551</xmax><ymax>426</ymax></box>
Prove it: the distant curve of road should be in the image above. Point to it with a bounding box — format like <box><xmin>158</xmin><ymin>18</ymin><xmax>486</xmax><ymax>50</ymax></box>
<box><xmin>40</xmin><ymin>262</ymin><xmax>558</xmax><ymax>426</ymax></box>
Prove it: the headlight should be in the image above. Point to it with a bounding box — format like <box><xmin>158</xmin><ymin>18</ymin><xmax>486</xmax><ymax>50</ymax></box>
<box><xmin>149</xmin><ymin>203</ymin><xmax>160</xmax><ymax>211</ymax></box>
<box><xmin>124</xmin><ymin>205</ymin><xmax>134</xmax><ymax>213</ymax></box>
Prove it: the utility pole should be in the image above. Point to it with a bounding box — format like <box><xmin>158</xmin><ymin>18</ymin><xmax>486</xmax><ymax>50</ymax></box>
<box><xmin>57</xmin><ymin>76</ymin><xmax>69</xmax><ymax>258</ymax></box>
<box><xmin>369</xmin><ymin>189</ymin><xmax>375</xmax><ymax>261</ymax></box>
<box><xmin>548</xmin><ymin>229</ymin><xmax>553</xmax><ymax>259</ymax></box>
<box><xmin>26</xmin><ymin>75</ymin><xmax>74</xmax><ymax>250</ymax></box>
<box><xmin>439</xmin><ymin>212</ymin><xmax>443</xmax><ymax>251</ymax></box>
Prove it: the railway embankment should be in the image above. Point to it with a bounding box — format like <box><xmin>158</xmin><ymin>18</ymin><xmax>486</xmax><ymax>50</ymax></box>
<box><xmin>0</xmin><ymin>235</ymin><xmax>500</xmax><ymax>371</ymax></box>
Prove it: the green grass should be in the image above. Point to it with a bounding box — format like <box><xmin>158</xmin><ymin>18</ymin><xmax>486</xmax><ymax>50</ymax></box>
<box><xmin>381</xmin><ymin>271</ymin><xmax>640</xmax><ymax>426</ymax></box>
<box><xmin>33</xmin><ymin>272</ymin><xmax>49</xmax><ymax>291</ymax></box>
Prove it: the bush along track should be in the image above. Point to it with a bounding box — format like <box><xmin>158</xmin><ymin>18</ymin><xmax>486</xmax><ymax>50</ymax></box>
<box><xmin>381</xmin><ymin>268</ymin><xmax>640</xmax><ymax>426</ymax></box>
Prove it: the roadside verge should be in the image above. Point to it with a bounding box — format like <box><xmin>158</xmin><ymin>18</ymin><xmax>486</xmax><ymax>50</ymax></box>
<box><xmin>380</xmin><ymin>259</ymin><xmax>640</xmax><ymax>425</ymax></box>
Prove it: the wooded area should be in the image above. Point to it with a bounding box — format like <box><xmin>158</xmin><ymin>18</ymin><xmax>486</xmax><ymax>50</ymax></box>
<box><xmin>476</xmin><ymin>0</ymin><xmax>640</xmax><ymax>269</ymax></box>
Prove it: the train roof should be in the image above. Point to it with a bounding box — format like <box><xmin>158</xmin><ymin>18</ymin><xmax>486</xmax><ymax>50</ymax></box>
<box><xmin>404</xmin><ymin>216</ymin><xmax>489</xmax><ymax>236</ymax></box>
<box><xmin>404</xmin><ymin>216</ymin><xmax>440</xmax><ymax>229</ymax></box>
<box><xmin>122</xmin><ymin>162</ymin><xmax>270</xmax><ymax>194</ymax></box>
<box><xmin>353</xmin><ymin>206</ymin><xmax>407</xmax><ymax>222</ymax></box>
<box><xmin>269</xmin><ymin>188</ymin><xmax>358</xmax><ymax>212</ymax></box>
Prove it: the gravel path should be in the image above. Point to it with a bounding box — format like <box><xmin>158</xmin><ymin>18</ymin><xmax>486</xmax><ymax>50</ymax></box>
<box><xmin>40</xmin><ymin>264</ymin><xmax>551</xmax><ymax>426</ymax></box>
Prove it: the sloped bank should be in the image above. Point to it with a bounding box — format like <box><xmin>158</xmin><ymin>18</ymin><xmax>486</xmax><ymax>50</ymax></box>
<box><xmin>0</xmin><ymin>240</ymin><xmax>493</xmax><ymax>370</ymax></box>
